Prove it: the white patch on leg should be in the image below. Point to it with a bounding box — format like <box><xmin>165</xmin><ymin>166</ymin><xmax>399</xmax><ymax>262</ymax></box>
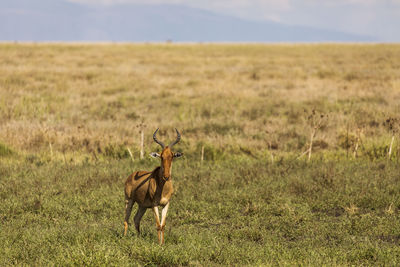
<box><xmin>160</xmin><ymin>202</ymin><xmax>170</xmax><ymax>227</ymax></box>
<box><xmin>153</xmin><ymin>206</ymin><xmax>160</xmax><ymax>225</ymax></box>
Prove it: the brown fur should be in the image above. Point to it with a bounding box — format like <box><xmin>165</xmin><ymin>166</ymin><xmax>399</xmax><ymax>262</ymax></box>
<box><xmin>123</xmin><ymin>146</ymin><xmax>176</xmax><ymax>244</ymax></box>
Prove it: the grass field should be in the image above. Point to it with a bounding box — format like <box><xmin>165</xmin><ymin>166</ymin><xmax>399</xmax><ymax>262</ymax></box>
<box><xmin>1</xmin><ymin>43</ymin><xmax>400</xmax><ymax>265</ymax></box>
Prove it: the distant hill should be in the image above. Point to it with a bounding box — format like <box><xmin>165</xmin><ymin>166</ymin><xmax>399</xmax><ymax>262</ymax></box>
<box><xmin>0</xmin><ymin>0</ymin><xmax>375</xmax><ymax>42</ymax></box>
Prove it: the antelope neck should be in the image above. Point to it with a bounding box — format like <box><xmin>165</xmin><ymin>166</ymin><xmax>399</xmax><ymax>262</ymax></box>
<box><xmin>158</xmin><ymin>166</ymin><xmax>170</xmax><ymax>182</ymax></box>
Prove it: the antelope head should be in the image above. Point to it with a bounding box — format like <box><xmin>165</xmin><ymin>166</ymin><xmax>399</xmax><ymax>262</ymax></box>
<box><xmin>150</xmin><ymin>128</ymin><xmax>182</xmax><ymax>180</ymax></box>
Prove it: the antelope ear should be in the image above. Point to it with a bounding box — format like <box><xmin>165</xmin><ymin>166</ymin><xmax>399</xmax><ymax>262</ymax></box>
<box><xmin>150</xmin><ymin>152</ymin><xmax>160</xmax><ymax>158</ymax></box>
<box><xmin>174</xmin><ymin>152</ymin><xmax>183</xmax><ymax>158</ymax></box>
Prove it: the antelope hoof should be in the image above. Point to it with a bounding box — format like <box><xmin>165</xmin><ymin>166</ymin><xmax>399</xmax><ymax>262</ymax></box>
<box><xmin>157</xmin><ymin>226</ymin><xmax>165</xmax><ymax>245</ymax></box>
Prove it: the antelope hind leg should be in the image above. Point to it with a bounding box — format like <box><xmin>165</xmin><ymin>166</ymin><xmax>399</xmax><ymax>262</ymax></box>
<box><xmin>124</xmin><ymin>199</ymin><xmax>134</xmax><ymax>236</ymax></box>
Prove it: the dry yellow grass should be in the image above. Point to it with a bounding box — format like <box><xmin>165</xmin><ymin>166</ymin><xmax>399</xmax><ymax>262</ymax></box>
<box><xmin>0</xmin><ymin>43</ymin><xmax>400</xmax><ymax>161</ymax></box>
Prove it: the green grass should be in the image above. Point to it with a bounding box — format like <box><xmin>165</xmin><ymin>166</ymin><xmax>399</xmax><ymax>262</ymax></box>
<box><xmin>1</xmin><ymin>157</ymin><xmax>400</xmax><ymax>266</ymax></box>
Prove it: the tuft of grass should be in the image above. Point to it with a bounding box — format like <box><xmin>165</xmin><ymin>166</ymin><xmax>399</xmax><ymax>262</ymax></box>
<box><xmin>0</xmin><ymin>142</ymin><xmax>14</xmax><ymax>157</ymax></box>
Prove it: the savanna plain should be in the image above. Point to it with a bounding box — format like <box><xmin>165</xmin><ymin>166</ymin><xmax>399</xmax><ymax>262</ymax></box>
<box><xmin>1</xmin><ymin>43</ymin><xmax>400</xmax><ymax>266</ymax></box>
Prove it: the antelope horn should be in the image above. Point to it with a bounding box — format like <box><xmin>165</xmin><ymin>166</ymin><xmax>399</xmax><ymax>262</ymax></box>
<box><xmin>153</xmin><ymin>128</ymin><xmax>165</xmax><ymax>149</ymax></box>
<box><xmin>169</xmin><ymin>128</ymin><xmax>181</xmax><ymax>148</ymax></box>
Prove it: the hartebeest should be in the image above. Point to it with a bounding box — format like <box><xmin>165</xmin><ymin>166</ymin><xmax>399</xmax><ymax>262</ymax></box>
<box><xmin>123</xmin><ymin>128</ymin><xmax>182</xmax><ymax>244</ymax></box>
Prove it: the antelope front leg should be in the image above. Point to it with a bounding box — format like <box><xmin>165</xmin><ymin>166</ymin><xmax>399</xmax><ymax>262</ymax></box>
<box><xmin>134</xmin><ymin>206</ymin><xmax>147</xmax><ymax>235</ymax></box>
<box><xmin>152</xmin><ymin>206</ymin><xmax>162</xmax><ymax>244</ymax></box>
<box><xmin>160</xmin><ymin>202</ymin><xmax>170</xmax><ymax>245</ymax></box>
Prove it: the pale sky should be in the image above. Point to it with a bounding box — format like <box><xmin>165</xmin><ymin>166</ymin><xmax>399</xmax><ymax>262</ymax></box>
<box><xmin>68</xmin><ymin>0</ymin><xmax>400</xmax><ymax>41</ymax></box>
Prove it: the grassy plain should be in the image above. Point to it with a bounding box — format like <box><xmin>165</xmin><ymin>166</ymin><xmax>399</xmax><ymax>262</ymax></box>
<box><xmin>1</xmin><ymin>43</ymin><xmax>400</xmax><ymax>265</ymax></box>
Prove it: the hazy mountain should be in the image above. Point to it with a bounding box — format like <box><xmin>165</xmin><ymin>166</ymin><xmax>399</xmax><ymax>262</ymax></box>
<box><xmin>0</xmin><ymin>0</ymin><xmax>375</xmax><ymax>42</ymax></box>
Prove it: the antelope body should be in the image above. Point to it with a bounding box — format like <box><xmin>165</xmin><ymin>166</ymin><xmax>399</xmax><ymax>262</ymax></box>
<box><xmin>123</xmin><ymin>128</ymin><xmax>182</xmax><ymax>244</ymax></box>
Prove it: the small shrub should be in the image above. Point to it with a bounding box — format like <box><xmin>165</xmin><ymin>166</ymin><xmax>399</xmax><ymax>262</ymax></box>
<box><xmin>316</xmin><ymin>69</ymin><xmax>335</xmax><ymax>79</ymax></box>
<box><xmin>4</xmin><ymin>75</ymin><xmax>26</xmax><ymax>87</ymax></box>
<box><xmin>25</xmin><ymin>154</ymin><xmax>40</xmax><ymax>163</ymax></box>
<box><xmin>186</xmin><ymin>79</ymin><xmax>199</xmax><ymax>86</ymax></box>
<box><xmin>241</xmin><ymin>107</ymin><xmax>264</xmax><ymax>121</ymax></box>
<box><xmin>337</xmin><ymin>132</ymin><xmax>358</xmax><ymax>150</ymax></box>
<box><xmin>101</xmin><ymin>86</ymin><xmax>127</xmax><ymax>95</ymax></box>
<box><xmin>107</xmin><ymin>100</ymin><xmax>125</xmax><ymax>109</ymax></box>
<box><xmin>29</xmin><ymin>132</ymin><xmax>47</xmax><ymax>150</ymax></box>
<box><xmin>344</xmin><ymin>72</ymin><xmax>360</xmax><ymax>81</ymax></box>
<box><xmin>125</xmin><ymin>111</ymin><xmax>140</xmax><ymax>120</ymax></box>
<box><xmin>313</xmin><ymin>139</ymin><xmax>329</xmax><ymax>150</ymax></box>
<box><xmin>285</xmin><ymin>107</ymin><xmax>302</xmax><ymax>124</ymax></box>
<box><xmin>363</xmin><ymin>143</ymin><xmax>390</xmax><ymax>161</ymax></box>
<box><xmin>250</xmin><ymin>72</ymin><xmax>260</xmax><ymax>80</ymax></box>
<box><xmin>196</xmin><ymin>142</ymin><xmax>225</xmax><ymax>161</ymax></box>
<box><xmin>201</xmin><ymin>108</ymin><xmax>211</xmax><ymax>119</ymax></box>
<box><xmin>103</xmin><ymin>144</ymin><xmax>130</xmax><ymax>159</ymax></box>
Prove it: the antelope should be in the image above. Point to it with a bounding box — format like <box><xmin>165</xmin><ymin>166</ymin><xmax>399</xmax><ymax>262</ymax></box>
<box><xmin>123</xmin><ymin>128</ymin><xmax>182</xmax><ymax>244</ymax></box>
